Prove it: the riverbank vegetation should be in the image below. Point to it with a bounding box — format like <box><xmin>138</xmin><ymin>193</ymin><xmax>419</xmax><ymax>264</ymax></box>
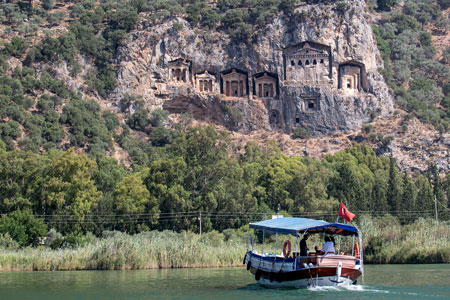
<box><xmin>371</xmin><ymin>0</ymin><xmax>450</xmax><ymax>131</ymax></box>
<box><xmin>1</xmin><ymin>216</ymin><xmax>449</xmax><ymax>271</ymax></box>
<box><xmin>0</xmin><ymin>0</ymin><xmax>449</xmax><ymax>270</ymax></box>
<box><xmin>0</xmin><ymin>127</ymin><xmax>449</xmax><ymax>240</ymax></box>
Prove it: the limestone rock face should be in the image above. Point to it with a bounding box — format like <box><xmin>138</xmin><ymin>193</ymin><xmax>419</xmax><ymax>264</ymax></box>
<box><xmin>113</xmin><ymin>0</ymin><xmax>394</xmax><ymax>135</ymax></box>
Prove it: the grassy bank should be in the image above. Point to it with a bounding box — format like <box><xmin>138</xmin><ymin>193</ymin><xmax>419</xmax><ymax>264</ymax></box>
<box><xmin>360</xmin><ymin>217</ymin><xmax>450</xmax><ymax>264</ymax></box>
<box><xmin>0</xmin><ymin>231</ymin><xmax>248</xmax><ymax>272</ymax></box>
<box><xmin>1</xmin><ymin>217</ymin><xmax>450</xmax><ymax>271</ymax></box>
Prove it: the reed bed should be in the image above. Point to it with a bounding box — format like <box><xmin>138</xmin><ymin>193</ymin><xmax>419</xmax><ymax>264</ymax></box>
<box><xmin>1</xmin><ymin>217</ymin><xmax>450</xmax><ymax>271</ymax></box>
<box><xmin>0</xmin><ymin>231</ymin><xmax>248</xmax><ymax>272</ymax></box>
<box><xmin>359</xmin><ymin>216</ymin><xmax>450</xmax><ymax>264</ymax></box>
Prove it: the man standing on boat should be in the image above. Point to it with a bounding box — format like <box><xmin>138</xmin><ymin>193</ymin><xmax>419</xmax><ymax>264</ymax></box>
<box><xmin>300</xmin><ymin>234</ymin><xmax>309</xmax><ymax>257</ymax></box>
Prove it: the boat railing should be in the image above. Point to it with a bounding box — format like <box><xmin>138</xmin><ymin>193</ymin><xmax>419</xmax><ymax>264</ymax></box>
<box><xmin>248</xmin><ymin>251</ymin><xmax>360</xmax><ymax>270</ymax></box>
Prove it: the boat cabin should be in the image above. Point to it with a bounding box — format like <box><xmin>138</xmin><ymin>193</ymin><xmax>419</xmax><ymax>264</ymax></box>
<box><xmin>243</xmin><ymin>217</ymin><xmax>363</xmax><ymax>288</ymax></box>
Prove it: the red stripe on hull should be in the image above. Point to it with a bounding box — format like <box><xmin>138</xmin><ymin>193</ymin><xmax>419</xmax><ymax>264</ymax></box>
<box><xmin>250</xmin><ymin>266</ymin><xmax>361</xmax><ymax>282</ymax></box>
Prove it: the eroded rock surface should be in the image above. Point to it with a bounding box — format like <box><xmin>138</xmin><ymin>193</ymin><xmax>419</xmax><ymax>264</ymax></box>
<box><xmin>113</xmin><ymin>0</ymin><xmax>393</xmax><ymax>135</ymax></box>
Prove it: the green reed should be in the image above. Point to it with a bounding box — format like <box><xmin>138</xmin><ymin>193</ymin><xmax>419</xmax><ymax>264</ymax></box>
<box><xmin>359</xmin><ymin>216</ymin><xmax>450</xmax><ymax>264</ymax></box>
<box><xmin>0</xmin><ymin>230</ymin><xmax>248</xmax><ymax>271</ymax></box>
<box><xmin>1</xmin><ymin>217</ymin><xmax>450</xmax><ymax>271</ymax></box>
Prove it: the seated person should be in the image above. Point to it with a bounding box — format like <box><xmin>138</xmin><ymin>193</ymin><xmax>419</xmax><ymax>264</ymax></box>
<box><xmin>313</xmin><ymin>245</ymin><xmax>320</xmax><ymax>254</ymax></box>
<box><xmin>320</xmin><ymin>236</ymin><xmax>335</xmax><ymax>255</ymax></box>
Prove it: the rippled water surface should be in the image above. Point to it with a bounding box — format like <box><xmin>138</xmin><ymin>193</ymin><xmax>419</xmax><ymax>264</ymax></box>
<box><xmin>1</xmin><ymin>264</ymin><xmax>450</xmax><ymax>299</ymax></box>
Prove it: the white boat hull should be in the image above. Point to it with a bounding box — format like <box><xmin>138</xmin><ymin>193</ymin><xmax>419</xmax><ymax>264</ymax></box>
<box><xmin>256</xmin><ymin>274</ymin><xmax>356</xmax><ymax>288</ymax></box>
<box><xmin>244</xmin><ymin>251</ymin><xmax>361</xmax><ymax>289</ymax></box>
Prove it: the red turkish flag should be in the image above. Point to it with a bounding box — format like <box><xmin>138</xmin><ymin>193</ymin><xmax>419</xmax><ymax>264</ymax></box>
<box><xmin>339</xmin><ymin>202</ymin><xmax>355</xmax><ymax>222</ymax></box>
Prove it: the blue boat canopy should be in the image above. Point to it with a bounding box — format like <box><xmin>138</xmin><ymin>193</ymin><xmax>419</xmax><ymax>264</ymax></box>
<box><xmin>249</xmin><ymin>217</ymin><xmax>359</xmax><ymax>237</ymax></box>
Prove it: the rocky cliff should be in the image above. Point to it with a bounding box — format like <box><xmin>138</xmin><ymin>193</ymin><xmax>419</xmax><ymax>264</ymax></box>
<box><xmin>113</xmin><ymin>0</ymin><xmax>393</xmax><ymax>135</ymax></box>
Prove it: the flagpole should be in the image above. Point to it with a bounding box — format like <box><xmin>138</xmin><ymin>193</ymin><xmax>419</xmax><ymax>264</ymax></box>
<box><xmin>336</xmin><ymin>201</ymin><xmax>341</xmax><ymax>223</ymax></box>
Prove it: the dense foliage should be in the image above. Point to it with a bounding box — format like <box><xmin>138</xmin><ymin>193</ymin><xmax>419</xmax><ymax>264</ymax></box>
<box><xmin>0</xmin><ymin>126</ymin><xmax>449</xmax><ymax>247</ymax></box>
<box><xmin>370</xmin><ymin>0</ymin><xmax>450</xmax><ymax>132</ymax></box>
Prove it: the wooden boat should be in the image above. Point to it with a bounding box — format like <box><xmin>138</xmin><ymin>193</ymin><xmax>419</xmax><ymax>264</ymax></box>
<box><xmin>243</xmin><ymin>217</ymin><xmax>363</xmax><ymax>288</ymax></box>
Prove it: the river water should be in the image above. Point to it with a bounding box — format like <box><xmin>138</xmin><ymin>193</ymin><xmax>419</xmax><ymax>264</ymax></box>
<box><xmin>1</xmin><ymin>264</ymin><xmax>449</xmax><ymax>299</ymax></box>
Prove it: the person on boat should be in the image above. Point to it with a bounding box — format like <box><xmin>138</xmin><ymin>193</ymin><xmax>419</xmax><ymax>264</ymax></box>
<box><xmin>300</xmin><ymin>234</ymin><xmax>309</xmax><ymax>257</ymax></box>
<box><xmin>320</xmin><ymin>236</ymin><xmax>336</xmax><ymax>255</ymax></box>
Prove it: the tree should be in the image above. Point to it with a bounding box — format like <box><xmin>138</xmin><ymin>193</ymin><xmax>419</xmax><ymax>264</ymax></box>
<box><xmin>387</xmin><ymin>157</ymin><xmax>403</xmax><ymax>212</ymax></box>
<box><xmin>415</xmin><ymin>175</ymin><xmax>434</xmax><ymax>214</ymax></box>
<box><xmin>438</xmin><ymin>0</ymin><xmax>450</xmax><ymax>9</ymax></box>
<box><xmin>372</xmin><ymin>169</ymin><xmax>390</xmax><ymax>212</ymax></box>
<box><xmin>149</xmin><ymin>109</ymin><xmax>169</xmax><ymax>127</ymax></box>
<box><xmin>114</xmin><ymin>172</ymin><xmax>157</xmax><ymax>232</ymax></box>
<box><xmin>377</xmin><ymin>0</ymin><xmax>397</xmax><ymax>11</ymax></box>
<box><xmin>200</xmin><ymin>7</ymin><xmax>220</xmax><ymax>29</ymax></box>
<box><xmin>292</xmin><ymin>127</ymin><xmax>311</xmax><ymax>139</ymax></box>
<box><xmin>401</xmin><ymin>173</ymin><xmax>417</xmax><ymax>214</ymax></box>
<box><xmin>114</xmin><ymin>173</ymin><xmax>150</xmax><ymax>215</ymax></box>
<box><xmin>431</xmin><ymin>165</ymin><xmax>447</xmax><ymax>215</ymax></box>
<box><xmin>42</xmin><ymin>0</ymin><xmax>55</xmax><ymax>10</ymax></box>
<box><xmin>279</xmin><ymin>0</ymin><xmax>296</xmax><ymax>14</ymax></box>
<box><xmin>0</xmin><ymin>210</ymin><xmax>47</xmax><ymax>247</ymax></box>
<box><xmin>3</xmin><ymin>36</ymin><xmax>26</xmax><ymax>57</ymax></box>
<box><xmin>149</xmin><ymin>127</ymin><xmax>174</xmax><ymax>147</ymax></box>
<box><xmin>230</xmin><ymin>22</ymin><xmax>252</xmax><ymax>42</ymax></box>
<box><xmin>40</xmin><ymin>149</ymin><xmax>101</xmax><ymax>232</ymax></box>
<box><xmin>128</xmin><ymin>108</ymin><xmax>149</xmax><ymax>131</ymax></box>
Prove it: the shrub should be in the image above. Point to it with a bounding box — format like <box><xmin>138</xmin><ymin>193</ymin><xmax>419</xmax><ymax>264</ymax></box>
<box><xmin>47</xmin><ymin>11</ymin><xmax>66</xmax><ymax>26</ymax></box>
<box><xmin>200</xmin><ymin>7</ymin><xmax>220</xmax><ymax>29</ymax></box>
<box><xmin>292</xmin><ymin>127</ymin><xmax>311</xmax><ymax>139</ymax></box>
<box><xmin>128</xmin><ymin>108</ymin><xmax>149</xmax><ymax>131</ymax></box>
<box><xmin>0</xmin><ymin>210</ymin><xmax>47</xmax><ymax>247</ymax></box>
<box><xmin>42</xmin><ymin>0</ymin><xmax>55</xmax><ymax>10</ymax></box>
<box><xmin>149</xmin><ymin>109</ymin><xmax>169</xmax><ymax>127</ymax></box>
<box><xmin>438</xmin><ymin>0</ymin><xmax>450</xmax><ymax>9</ymax></box>
<box><xmin>335</xmin><ymin>2</ymin><xmax>349</xmax><ymax>14</ymax></box>
<box><xmin>71</xmin><ymin>4</ymin><xmax>85</xmax><ymax>18</ymax></box>
<box><xmin>103</xmin><ymin>111</ymin><xmax>119</xmax><ymax>131</ymax></box>
<box><xmin>230</xmin><ymin>22</ymin><xmax>252</xmax><ymax>42</ymax></box>
<box><xmin>377</xmin><ymin>0</ymin><xmax>397</xmax><ymax>11</ymax></box>
<box><xmin>149</xmin><ymin>126</ymin><xmax>174</xmax><ymax>147</ymax></box>
<box><xmin>362</xmin><ymin>124</ymin><xmax>373</xmax><ymax>134</ymax></box>
<box><xmin>172</xmin><ymin>22</ymin><xmax>183</xmax><ymax>32</ymax></box>
<box><xmin>0</xmin><ymin>233</ymin><xmax>19</xmax><ymax>250</ymax></box>
<box><xmin>3</xmin><ymin>36</ymin><xmax>26</xmax><ymax>57</ymax></box>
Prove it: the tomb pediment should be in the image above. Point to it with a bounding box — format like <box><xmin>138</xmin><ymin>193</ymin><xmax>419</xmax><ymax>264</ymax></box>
<box><xmin>196</xmin><ymin>71</ymin><xmax>215</xmax><ymax>80</ymax></box>
<box><xmin>168</xmin><ymin>58</ymin><xmax>189</xmax><ymax>67</ymax></box>
<box><xmin>285</xmin><ymin>42</ymin><xmax>329</xmax><ymax>58</ymax></box>
<box><xmin>288</xmin><ymin>47</ymin><xmax>327</xmax><ymax>57</ymax></box>
<box><xmin>255</xmin><ymin>73</ymin><xmax>275</xmax><ymax>81</ymax></box>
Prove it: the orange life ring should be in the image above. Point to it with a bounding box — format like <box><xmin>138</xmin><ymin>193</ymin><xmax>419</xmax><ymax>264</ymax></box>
<box><xmin>354</xmin><ymin>242</ymin><xmax>360</xmax><ymax>259</ymax></box>
<box><xmin>283</xmin><ymin>240</ymin><xmax>291</xmax><ymax>258</ymax></box>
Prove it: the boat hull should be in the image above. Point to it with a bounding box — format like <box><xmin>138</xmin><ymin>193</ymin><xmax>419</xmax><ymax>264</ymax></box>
<box><xmin>249</xmin><ymin>266</ymin><xmax>360</xmax><ymax>288</ymax></box>
<box><xmin>244</xmin><ymin>251</ymin><xmax>362</xmax><ymax>288</ymax></box>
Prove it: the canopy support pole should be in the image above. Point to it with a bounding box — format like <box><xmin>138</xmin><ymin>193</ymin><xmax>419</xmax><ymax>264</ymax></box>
<box><xmin>351</xmin><ymin>235</ymin><xmax>355</xmax><ymax>256</ymax></box>
<box><xmin>358</xmin><ymin>229</ymin><xmax>364</xmax><ymax>284</ymax></box>
<box><xmin>338</xmin><ymin>235</ymin><xmax>341</xmax><ymax>254</ymax></box>
<box><xmin>275</xmin><ymin>232</ymin><xmax>278</xmax><ymax>255</ymax></box>
<box><xmin>251</xmin><ymin>228</ymin><xmax>255</xmax><ymax>251</ymax></box>
<box><xmin>261</xmin><ymin>230</ymin><xmax>265</xmax><ymax>255</ymax></box>
<box><xmin>247</xmin><ymin>227</ymin><xmax>250</xmax><ymax>251</ymax></box>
